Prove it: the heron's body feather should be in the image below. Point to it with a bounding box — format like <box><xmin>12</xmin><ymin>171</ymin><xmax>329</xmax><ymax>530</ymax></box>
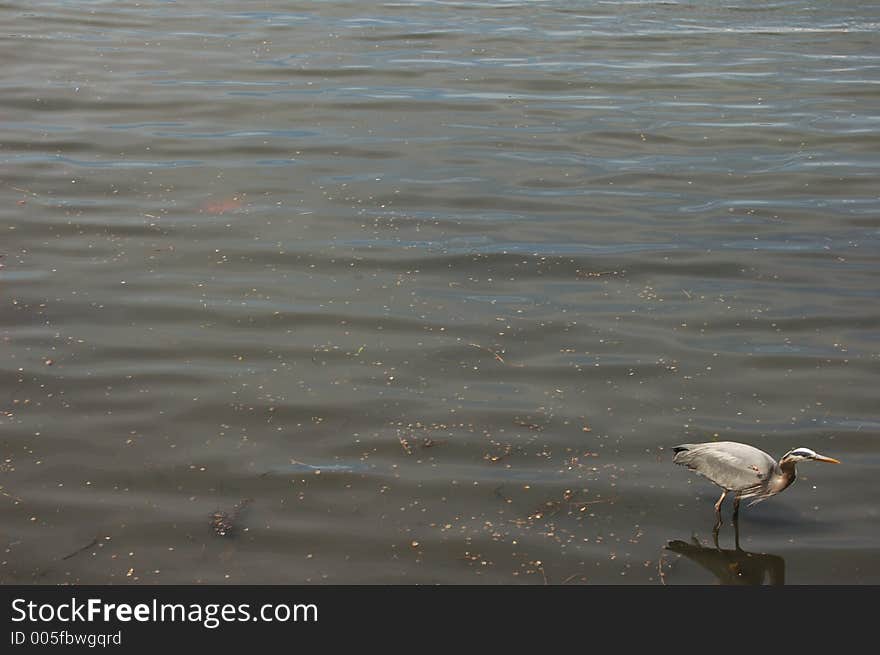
<box><xmin>673</xmin><ymin>441</ymin><xmax>782</xmax><ymax>498</ymax></box>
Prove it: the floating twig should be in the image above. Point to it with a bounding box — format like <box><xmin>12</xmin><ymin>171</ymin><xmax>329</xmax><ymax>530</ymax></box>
<box><xmin>576</xmin><ymin>269</ymin><xmax>624</xmax><ymax>279</ymax></box>
<box><xmin>514</xmin><ymin>419</ymin><xmax>544</xmax><ymax>431</ymax></box>
<box><xmin>570</xmin><ymin>497</ymin><xmax>618</xmax><ymax>512</ymax></box>
<box><xmin>468</xmin><ymin>343</ymin><xmax>505</xmax><ymax>364</ymax></box>
<box><xmin>61</xmin><ymin>537</ymin><xmax>100</xmax><ymax>561</ymax></box>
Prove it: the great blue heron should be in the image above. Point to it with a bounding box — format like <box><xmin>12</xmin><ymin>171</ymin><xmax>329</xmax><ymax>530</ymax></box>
<box><xmin>672</xmin><ymin>441</ymin><xmax>840</xmax><ymax>519</ymax></box>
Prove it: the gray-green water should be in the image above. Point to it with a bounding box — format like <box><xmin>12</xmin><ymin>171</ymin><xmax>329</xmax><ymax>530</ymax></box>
<box><xmin>1</xmin><ymin>1</ymin><xmax>878</xmax><ymax>584</ymax></box>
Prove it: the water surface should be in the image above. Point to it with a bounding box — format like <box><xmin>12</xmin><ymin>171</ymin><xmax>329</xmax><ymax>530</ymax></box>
<box><xmin>1</xmin><ymin>0</ymin><xmax>879</xmax><ymax>584</ymax></box>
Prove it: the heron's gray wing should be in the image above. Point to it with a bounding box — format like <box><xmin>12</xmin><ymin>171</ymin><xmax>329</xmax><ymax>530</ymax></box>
<box><xmin>673</xmin><ymin>442</ymin><xmax>776</xmax><ymax>492</ymax></box>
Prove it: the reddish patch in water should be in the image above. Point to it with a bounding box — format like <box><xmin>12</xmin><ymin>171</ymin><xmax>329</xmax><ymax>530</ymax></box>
<box><xmin>200</xmin><ymin>194</ymin><xmax>244</xmax><ymax>215</ymax></box>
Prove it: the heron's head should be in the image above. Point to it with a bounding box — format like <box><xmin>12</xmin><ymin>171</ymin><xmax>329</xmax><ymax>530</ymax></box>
<box><xmin>781</xmin><ymin>447</ymin><xmax>841</xmax><ymax>465</ymax></box>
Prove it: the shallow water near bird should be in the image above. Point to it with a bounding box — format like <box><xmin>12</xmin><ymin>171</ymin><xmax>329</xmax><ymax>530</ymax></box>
<box><xmin>1</xmin><ymin>1</ymin><xmax>878</xmax><ymax>585</ymax></box>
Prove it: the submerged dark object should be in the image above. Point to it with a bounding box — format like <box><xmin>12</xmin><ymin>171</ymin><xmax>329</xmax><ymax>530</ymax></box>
<box><xmin>211</xmin><ymin>498</ymin><xmax>253</xmax><ymax>537</ymax></box>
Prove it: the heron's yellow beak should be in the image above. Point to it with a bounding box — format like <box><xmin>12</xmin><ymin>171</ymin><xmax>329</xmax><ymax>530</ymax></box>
<box><xmin>813</xmin><ymin>454</ymin><xmax>841</xmax><ymax>464</ymax></box>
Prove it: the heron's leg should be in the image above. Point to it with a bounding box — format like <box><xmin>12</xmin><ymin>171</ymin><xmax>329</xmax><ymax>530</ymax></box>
<box><xmin>713</xmin><ymin>490</ymin><xmax>727</xmax><ymax>532</ymax></box>
<box><xmin>732</xmin><ymin>513</ymin><xmax>742</xmax><ymax>551</ymax></box>
<box><xmin>733</xmin><ymin>495</ymin><xmax>741</xmax><ymax>519</ymax></box>
<box><xmin>714</xmin><ymin>490</ymin><xmax>727</xmax><ymax>514</ymax></box>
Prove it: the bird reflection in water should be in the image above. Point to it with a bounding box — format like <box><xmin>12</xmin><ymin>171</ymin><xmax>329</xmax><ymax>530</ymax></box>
<box><xmin>664</xmin><ymin>516</ymin><xmax>785</xmax><ymax>585</ymax></box>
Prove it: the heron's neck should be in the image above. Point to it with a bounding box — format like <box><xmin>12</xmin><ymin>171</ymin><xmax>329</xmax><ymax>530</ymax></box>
<box><xmin>771</xmin><ymin>459</ymin><xmax>797</xmax><ymax>493</ymax></box>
